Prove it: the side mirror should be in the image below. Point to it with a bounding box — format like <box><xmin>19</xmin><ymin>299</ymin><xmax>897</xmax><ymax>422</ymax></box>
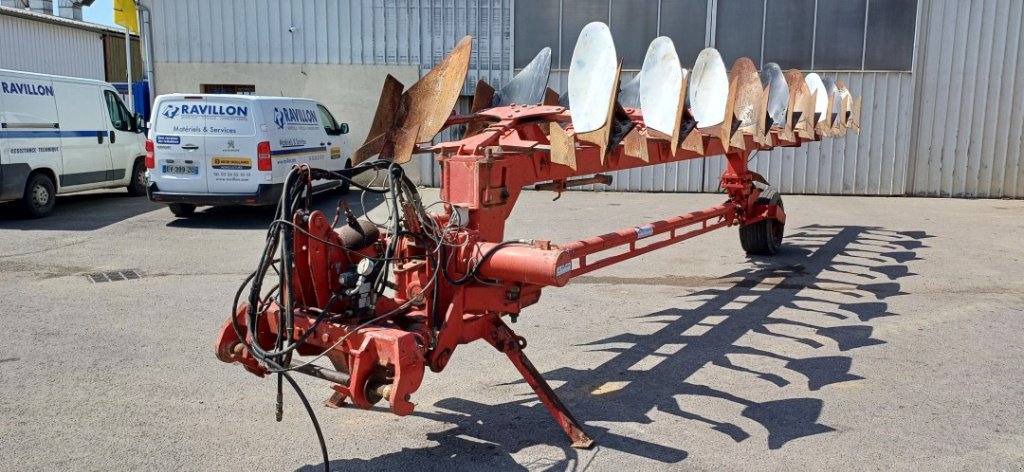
<box><xmin>338</xmin><ymin>123</ymin><xmax>349</xmax><ymax>135</ymax></box>
<box><xmin>134</xmin><ymin>113</ymin><xmax>146</xmax><ymax>133</ymax></box>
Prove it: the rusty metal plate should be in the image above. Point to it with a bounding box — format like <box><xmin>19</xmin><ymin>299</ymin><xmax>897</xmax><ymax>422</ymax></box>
<box><xmin>403</xmin><ymin>36</ymin><xmax>473</xmax><ymax>143</ymax></box>
<box><xmin>851</xmin><ymin>96</ymin><xmax>862</xmax><ymax>132</ymax></box>
<box><xmin>639</xmin><ymin>36</ymin><xmax>683</xmax><ymax>137</ymax></box>
<box><xmin>689</xmin><ymin>47</ymin><xmax>729</xmax><ymax>129</ymax></box>
<box><xmin>568</xmin><ymin>22</ymin><xmax>618</xmax><ymax>133</ymax></box>
<box><xmin>367</xmin><ymin>74</ymin><xmax>403</xmax><ymax>143</ymax></box>
<box><xmin>729</xmin><ymin>57</ymin><xmax>762</xmax><ymax>132</ymax></box>
<box><xmin>548</xmin><ymin>122</ymin><xmax>577</xmax><ymax>170</ymax></box>
<box><xmin>836</xmin><ymin>79</ymin><xmax>851</xmax><ymax>126</ymax></box>
<box><xmin>782</xmin><ymin>69</ymin><xmax>808</xmax><ymax>139</ymax></box>
<box><xmin>354</xmin><ymin>75</ymin><xmax>405</xmax><ymax>164</ymax></box>
<box><xmin>462</xmin><ymin>79</ymin><xmax>496</xmax><ymax>138</ymax></box>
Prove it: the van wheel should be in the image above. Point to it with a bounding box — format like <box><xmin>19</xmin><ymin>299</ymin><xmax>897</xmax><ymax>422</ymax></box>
<box><xmin>168</xmin><ymin>203</ymin><xmax>196</xmax><ymax>217</ymax></box>
<box><xmin>337</xmin><ymin>159</ymin><xmax>352</xmax><ymax>194</ymax></box>
<box><xmin>21</xmin><ymin>173</ymin><xmax>56</xmax><ymax>218</ymax></box>
<box><xmin>127</xmin><ymin>159</ymin><xmax>147</xmax><ymax>196</ymax></box>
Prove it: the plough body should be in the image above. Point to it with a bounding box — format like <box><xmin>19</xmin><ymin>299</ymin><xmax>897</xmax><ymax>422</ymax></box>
<box><xmin>215</xmin><ymin>22</ymin><xmax>861</xmax><ymax>451</ymax></box>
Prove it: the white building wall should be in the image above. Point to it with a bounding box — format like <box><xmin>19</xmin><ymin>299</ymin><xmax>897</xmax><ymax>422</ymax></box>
<box><xmin>0</xmin><ymin>14</ymin><xmax>105</xmax><ymax>80</ymax></box>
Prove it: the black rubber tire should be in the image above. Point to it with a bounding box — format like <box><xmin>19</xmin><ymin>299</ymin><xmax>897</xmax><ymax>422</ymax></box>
<box><xmin>126</xmin><ymin>159</ymin><xmax>147</xmax><ymax>196</ymax></box>
<box><xmin>21</xmin><ymin>173</ymin><xmax>56</xmax><ymax>218</ymax></box>
<box><xmin>337</xmin><ymin>159</ymin><xmax>352</xmax><ymax>195</ymax></box>
<box><xmin>168</xmin><ymin>203</ymin><xmax>197</xmax><ymax>217</ymax></box>
<box><xmin>739</xmin><ymin>191</ymin><xmax>784</xmax><ymax>256</ymax></box>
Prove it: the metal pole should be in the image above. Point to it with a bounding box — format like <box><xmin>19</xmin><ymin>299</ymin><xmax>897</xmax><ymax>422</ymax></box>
<box><xmin>125</xmin><ymin>24</ymin><xmax>134</xmax><ymax>113</ymax></box>
<box><xmin>137</xmin><ymin>1</ymin><xmax>156</xmax><ymax>105</ymax></box>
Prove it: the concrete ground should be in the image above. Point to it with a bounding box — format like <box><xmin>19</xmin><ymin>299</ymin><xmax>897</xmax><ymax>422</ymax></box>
<box><xmin>0</xmin><ymin>186</ymin><xmax>1021</xmax><ymax>471</ymax></box>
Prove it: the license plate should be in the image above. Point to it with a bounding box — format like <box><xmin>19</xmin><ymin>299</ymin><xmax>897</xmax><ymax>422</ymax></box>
<box><xmin>162</xmin><ymin>164</ymin><xmax>199</xmax><ymax>175</ymax></box>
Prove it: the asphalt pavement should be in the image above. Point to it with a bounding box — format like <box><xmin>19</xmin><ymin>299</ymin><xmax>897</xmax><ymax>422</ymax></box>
<box><xmin>0</xmin><ymin>187</ymin><xmax>1021</xmax><ymax>471</ymax></box>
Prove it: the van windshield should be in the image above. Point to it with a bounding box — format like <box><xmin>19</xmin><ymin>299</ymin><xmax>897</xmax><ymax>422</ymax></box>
<box><xmin>154</xmin><ymin>99</ymin><xmax>256</xmax><ymax>136</ymax></box>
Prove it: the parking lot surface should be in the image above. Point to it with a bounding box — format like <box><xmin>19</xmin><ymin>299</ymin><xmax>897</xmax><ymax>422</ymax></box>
<box><xmin>1</xmin><ymin>189</ymin><xmax>1022</xmax><ymax>471</ymax></box>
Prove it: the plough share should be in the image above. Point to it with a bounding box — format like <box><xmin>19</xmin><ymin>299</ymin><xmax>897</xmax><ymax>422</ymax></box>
<box><xmin>215</xmin><ymin>22</ymin><xmax>862</xmax><ymax>464</ymax></box>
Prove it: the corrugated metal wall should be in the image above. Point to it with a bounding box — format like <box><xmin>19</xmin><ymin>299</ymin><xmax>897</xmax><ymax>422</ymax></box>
<box><xmin>0</xmin><ymin>14</ymin><xmax>105</xmax><ymax>80</ymax></box>
<box><xmin>725</xmin><ymin>72</ymin><xmax>915</xmax><ymax>195</ymax></box>
<box><xmin>148</xmin><ymin>0</ymin><xmax>511</xmax><ymax>93</ymax></box>
<box><xmin>144</xmin><ymin>0</ymin><xmax>1024</xmax><ymax>197</ymax></box>
<box><xmin>908</xmin><ymin>0</ymin><xmax>1024</xmax><ymax>198</ymax></box>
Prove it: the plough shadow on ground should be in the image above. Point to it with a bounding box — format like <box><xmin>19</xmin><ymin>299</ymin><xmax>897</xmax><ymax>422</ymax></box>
<box><xmin>300</xmin><ymin>224</ymin><xmax>932</xmax><ymax>471</ymax></box>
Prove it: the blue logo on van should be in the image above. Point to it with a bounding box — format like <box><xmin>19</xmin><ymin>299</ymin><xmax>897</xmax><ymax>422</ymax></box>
<box><xmin>161</xmin><ymin>104</ymin><xmax>180</xmax><ymax>119</ymax></box>
<box><xmin>1</xmin><ymin>82</ymin><xmax>54</xmax><ymax>96</ymax></box>
<box><xmin>272</xmin><ymin>107</ymin><xmax>318</xmax><ymax>129</ymax></box>
<box><xmin>273</xmin><ymin>108</ymin><xmax>286</xmax><ymax>129</ymax></box>
<box><xmin>161</xmin><ymin>103</ymin><xmax>248</xmax><ymax>119</ymax></box>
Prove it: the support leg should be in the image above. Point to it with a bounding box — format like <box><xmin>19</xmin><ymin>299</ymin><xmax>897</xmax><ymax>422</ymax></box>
<box><xmin>485</xmin><ymin>318</ymin><xmax>595</xmax><ymax>449</ymax></box>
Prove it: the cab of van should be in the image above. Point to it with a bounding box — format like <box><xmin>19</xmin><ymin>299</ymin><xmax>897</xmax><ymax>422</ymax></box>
<box><xmin>0</xmin><ymin>69</ymin><xmax>148</xmax><ymax>218</ymax></box>
<box><xmin>146</xmin><ymin>94</ymin><xmax>350</xmax><ymax>217</ymax></box>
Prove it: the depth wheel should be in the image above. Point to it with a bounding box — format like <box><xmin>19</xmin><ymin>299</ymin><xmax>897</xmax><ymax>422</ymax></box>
<box><xmin>739</xmin><ymin>190</ymin><xmax>784</xmax><ymax>256</ymax></box>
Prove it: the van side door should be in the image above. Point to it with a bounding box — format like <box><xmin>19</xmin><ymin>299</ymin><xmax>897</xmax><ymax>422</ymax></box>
<box><xmin>1</xmin><ymin>74</ymin><xmax>64</xmax><ymax>199</ymax></box>
<box><xmin>102</xmin><ymin>90</ymin><xmax>142</xmax><ymax>183</ymax></box>
<box><xmin>316</xmin><ymin>103</ymin><xmax>346</xmax><ymax>171</ymax></box>
<box><xmin>0</xmin><ymin>75</ymin><xmax>64</xmax><ymax>194</ymax></box>
<box><xmin>52</xmin><ymin>81</ymin><xmax>112</xmax><ymax>191</ymax></box>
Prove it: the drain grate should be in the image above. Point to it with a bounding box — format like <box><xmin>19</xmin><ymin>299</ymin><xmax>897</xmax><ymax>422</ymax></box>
<box><xmin>85</xmin><ymin>270</ymin><xmax>142</xmax><ymax>283</ymax></box>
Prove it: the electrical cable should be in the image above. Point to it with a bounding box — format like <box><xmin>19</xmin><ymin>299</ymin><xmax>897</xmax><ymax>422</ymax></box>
<box><xmin>231</xmin><ymin>158</ymin><xmax>449</xmax><ymax>470</ymax></box>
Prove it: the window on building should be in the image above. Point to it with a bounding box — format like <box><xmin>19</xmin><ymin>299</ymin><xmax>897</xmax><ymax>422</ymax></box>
<box><xmin>715</xmin><ymin>0</ymin><xmax>765</xmax><ymax>68</ymax></box>
<box><xmin>660</xmin><ymin>0</ymin><xmax>709</xmax><ymax>67</ymax></box>
<box><xmin>514</xmin><ymin>0</ymin><xmax>917</xmax><ymax>74</ymax></box>
<box><xmin>864</xmin><ymin>0</ymin><xmax>917</xmax><ymax>70</ymax></box>
<box><xmin>763</xmin><ymin>0</ymin><xmax>815</xmax><ymax>70</ymax></box>
<box><xmin>560</xmin><ymin>0</ymin><xmax>609</xmax><ymax>68</ymax></box>
<box><xmin>103</xmin><ymin>90</ymin><xmax>133</xmax><ymax>132</ymax></box>
<box><xmin>611</xmin><ymin>0</ymin><xmax>659</xmax><ymax>69</ymax></box>
<box><xmin>814</xmin><ymin>0</ymin><xmax>867</xmax><ymax>70</ymax></box>
<box><xmin>514</xmin><ymin>0</ymin><xmax>562</xmax><ymax>68</ymax></box>
<box><xmin>201</xmin><ymin>84</ymin><xmax>256</xmax><ymax>95</ymax></box>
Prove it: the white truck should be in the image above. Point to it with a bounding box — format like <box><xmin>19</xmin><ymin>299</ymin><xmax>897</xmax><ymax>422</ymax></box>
<box><xmin>146</xmin><ymin>94</ymin><xmax>350</xmax><ymax>217</ymax></box>
<box><xmin>0</xmin><ymin>69</ymin><xmax>148</xmax><ymax>218</ymax></box>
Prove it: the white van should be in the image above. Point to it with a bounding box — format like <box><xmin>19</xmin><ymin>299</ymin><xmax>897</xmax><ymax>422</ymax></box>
<box><xmin>146</xmin><ymin>94</ymin><xmax>350</xmax><ymax>217</ymax></box>
<box><xmin>0</xmin><ymin>69</ymin><xmax>148</xmax><ymax>218</ymax></box>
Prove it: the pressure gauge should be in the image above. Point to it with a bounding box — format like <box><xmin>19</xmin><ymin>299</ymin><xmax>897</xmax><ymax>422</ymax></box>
<box><xmin>357</xmin><ymin>258</ymin><xmax>375</xmax><ymax>277</ymax></box>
